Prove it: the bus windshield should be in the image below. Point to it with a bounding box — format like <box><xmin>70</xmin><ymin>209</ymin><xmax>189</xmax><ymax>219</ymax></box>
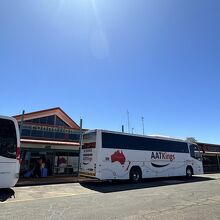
<box><xmin>0</xmin><ymin>118</ymin><xmax>17</xmax><ymax>159</ymax></box>
<box><xmin>189</xmin><ymin>144</ymin><xmax>202</xmax><ymax>161</ymax></box>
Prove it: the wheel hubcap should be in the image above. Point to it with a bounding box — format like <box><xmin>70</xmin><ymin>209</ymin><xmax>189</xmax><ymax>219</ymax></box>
<box><xmin>187</xmin><ymin>169</ymin><xmax>192</xmax><ymax>176</ymax></box>
<box><xmin>133</xmin><ymin>172</ymin><xmax>139</xmax><ymax>180</ymax></box>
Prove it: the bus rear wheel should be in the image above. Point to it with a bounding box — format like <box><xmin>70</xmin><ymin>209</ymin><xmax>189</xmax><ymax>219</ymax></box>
<box><xmin>186</xmin><ymin>166</ymin><xmax>193</xmax><ymax>178</ymax></box>
<box><xmin>130</xmin><ymin>167</ymin><xmax>142</xmax><ymax>183</ymax></box>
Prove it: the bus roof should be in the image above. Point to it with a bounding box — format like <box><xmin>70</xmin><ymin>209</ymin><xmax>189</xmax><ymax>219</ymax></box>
<box><xmin>0</xmin><ymin>115</ymin><xmax>18</xmax><ymax>124</ymax></box>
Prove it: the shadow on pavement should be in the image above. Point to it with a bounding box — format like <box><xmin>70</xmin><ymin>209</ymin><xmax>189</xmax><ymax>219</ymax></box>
<box><xmin>0</xmin><ymin>188</ymin><xmax>15</xmax><ymax>202</ymax></box>
<box><xmin>80</xmin><ymin>176</ymin><xmax>215</xmax><ymax>193</ymax></box>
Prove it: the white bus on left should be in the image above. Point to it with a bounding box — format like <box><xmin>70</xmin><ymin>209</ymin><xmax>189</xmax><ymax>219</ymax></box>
<box><xmin>0</xmin><ymin>116</ymin><xmax>20</xmax><ymax>188</ymax></box>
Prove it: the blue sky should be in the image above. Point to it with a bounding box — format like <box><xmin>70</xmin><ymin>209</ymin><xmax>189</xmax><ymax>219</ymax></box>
<box><xmin>1</xmin><ymin>0</ymin><xmax>220</xmax><ymax>143</ymax></box>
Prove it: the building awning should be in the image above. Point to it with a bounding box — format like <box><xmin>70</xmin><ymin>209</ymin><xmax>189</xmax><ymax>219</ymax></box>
<box><xmin>21</xmin><ymin>138</ymin><xmax>80</xmax><ymax>146</ymax></box>
<box><xmin>203</xmin><ymin>151</ymin><xmax>220</xmax><ymax>156</ymax></box>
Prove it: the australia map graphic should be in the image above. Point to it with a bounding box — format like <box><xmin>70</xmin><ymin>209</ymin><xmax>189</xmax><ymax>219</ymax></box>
<box><xmin>111</xmin><ymin>150</ymin><xmax>126</xmax><ymax>165</ymax></box>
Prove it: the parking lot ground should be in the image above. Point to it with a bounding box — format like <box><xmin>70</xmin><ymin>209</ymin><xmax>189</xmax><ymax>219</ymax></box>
<box><xmin>16</xmin><ymin>175</ymin><xmax>96</xmax><ymax>187</ymax></box>
<box><xmin>0</xmin><ymin>174</ymin><xmax>220</xmax><ymax>220</ymax></box>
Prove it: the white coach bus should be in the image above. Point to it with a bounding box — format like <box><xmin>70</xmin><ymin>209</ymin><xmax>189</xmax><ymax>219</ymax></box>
<box><xmin>80</xmin><ymin>130</ymin><xmax>203</xmax><ymax>182</ymax></box>
<box><xmin>0</xmin><ymin>116</ymin><xmax>20</xmax><ymax>188</ymax></box>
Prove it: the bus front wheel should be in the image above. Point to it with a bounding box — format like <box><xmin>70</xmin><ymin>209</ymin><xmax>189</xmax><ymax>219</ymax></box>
<box><xmin>130</xmin><ymin>167</ymin><xmax>142</xmax><ymax>183</ymax></box>
<box><xmin>186</xmin><ymin>166</ymin><xmax>193</xmax><ymax>178</ymax></box>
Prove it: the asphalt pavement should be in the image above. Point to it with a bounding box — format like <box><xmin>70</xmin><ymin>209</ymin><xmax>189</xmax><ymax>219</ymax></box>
<box><xmin>0</xmin><ymin>174</ymin><xmax>220</xmax><ymax>220</ymax></box>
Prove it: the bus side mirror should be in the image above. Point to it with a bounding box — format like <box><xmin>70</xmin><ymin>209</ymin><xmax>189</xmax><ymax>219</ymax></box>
<box><xmin>197</xmin><ymin>157</ymin><xmax>202</xmax><ymax>161</ymax></box>
<box><xmin>195</xmin><ymin>153</ymin><xmax>202</xmax><ymax>161</ymax></box>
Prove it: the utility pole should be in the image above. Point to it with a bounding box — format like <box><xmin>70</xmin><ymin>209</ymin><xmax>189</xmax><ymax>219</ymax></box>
<box><xmin>127</xmin><ymin>110</ymin><xmax>130</xmax><ymax>133</ymax></box>
<box><xmin>141</xmin><ymin>116</ymin><xmax>144</xmax><ymax>135</ymax></box>
<box><xmin>132</xmin><ymin>128</ymin><xmax>134</xmax><ymax>134</ymax></box>
<box><xmin>122</xmin><ymin>125</ymin><xmax>124</xmax><ymax>133</ymax></box>
<box><xmin>77</xmin><ymin>118</ymin><xmax>83</xmax><ymax>177</ymax></box>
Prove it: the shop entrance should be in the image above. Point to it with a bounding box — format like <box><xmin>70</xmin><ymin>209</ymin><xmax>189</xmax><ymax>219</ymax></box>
<box><xmin>21</xmin><ymin>151</ymin><xmax>54</xmax><ymax>178</ymax></box>
<box><xmin>20</xmin><ymin>148</ymin><xmax>79</xmax><ymax>178</ymax></box>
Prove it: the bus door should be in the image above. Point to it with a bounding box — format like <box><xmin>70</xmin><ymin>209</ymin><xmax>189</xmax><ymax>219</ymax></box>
<box><xmin>189</xmin><ymin>144</ymin><xmax>203</xmax><ymax>174</ymax></box>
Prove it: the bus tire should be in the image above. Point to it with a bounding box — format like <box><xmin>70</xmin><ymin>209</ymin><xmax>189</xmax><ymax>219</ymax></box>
<box><xmin>129</xmin><ymin>167</ymin><xmax>142</xmax><ymax>183</ymax></box>
<box><xmin>186</xmin><ymin>166</ymin><xmax>193</xmax><ymax>178</ymax></box>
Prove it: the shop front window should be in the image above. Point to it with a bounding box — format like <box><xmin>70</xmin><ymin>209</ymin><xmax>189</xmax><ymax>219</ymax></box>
<box><xmin>54</xmin><ymin>152</ymin><xmax>79</xmax><ymax>175</ymax></box>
